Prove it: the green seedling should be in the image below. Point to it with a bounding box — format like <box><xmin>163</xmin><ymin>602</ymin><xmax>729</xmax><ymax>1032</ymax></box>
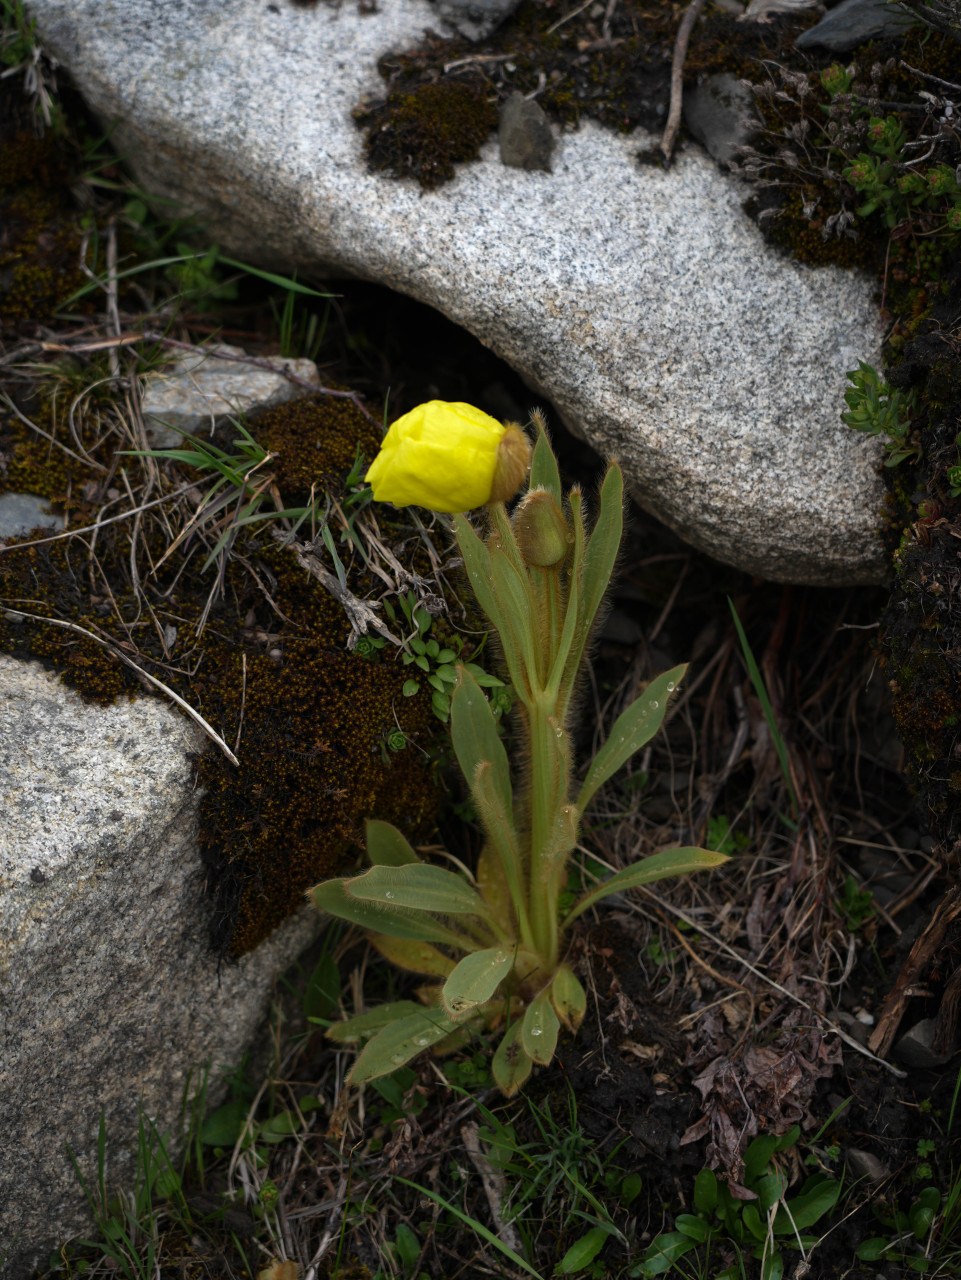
<box><xmin>706</xmin><ymin>815</ymin><xmax>750</xmax><ymax>857</ymax></box>
<box><xmin>841</xmin><ymin>361</ymin><xmax>919</xmax><ymax>467</ymax></box>
<box><xmin>637</xmin><ymin>1126</ymin><xmax>841</xmax><ymax>1280</ymax></box>
<box><xmin>837</xmin><ymin>874</ymin><xmax>876</xmax><ymax>933</ymax></box>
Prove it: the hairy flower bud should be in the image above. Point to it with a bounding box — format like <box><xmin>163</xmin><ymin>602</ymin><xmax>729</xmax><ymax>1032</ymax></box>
<box><xmin>512</xmin><ymin>488</ymin><xmax>571</xmax><ymax>568</ymax></box>
<box><xmin>490</xmin><ymin>424</ymin><xmax>533</xmax><ymax>506</ymax></box>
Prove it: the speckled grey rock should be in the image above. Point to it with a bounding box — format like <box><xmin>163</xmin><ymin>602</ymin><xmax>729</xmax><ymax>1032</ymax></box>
<box><xmin>427</xmin><ymin>0</ymin><xmax>523</xmax><ymax>39</ymax></box>
<box><xmin>795</xmin><ymin>0</ymin><xmax>915</xmax><ymax>51</ymax></box>
<box><xmin>24</xmin><ymin>0</ymin><xmax>888</xmax><ymax>586</ymax></box>
<box><xmin>499</xmin><ymin>91</ymin><xmax>555</xmax><ymax>172</ymax></box>
<box><xmin>683</xmin><ymin>73</ymin><xmax>760</xmax><ymax>168</ymax></box>
<box><xmin>893</xmin><ymin>1017</ymin><xmax>955</xmax><ymax>1068</ymax></box>
<box><xmin>0</xmin><ymin>490</ymin><xmax>64</xmax><ymax>538</ymax></box>
<box><xmin>0</xmin><ymin>655</ymin><xmax>320</xmax><ymax>1277</ymax></box>
<box><xmin>141</xmin><ymin>343</ymin><xmax>321</xmax><ymax>447</ymax></box>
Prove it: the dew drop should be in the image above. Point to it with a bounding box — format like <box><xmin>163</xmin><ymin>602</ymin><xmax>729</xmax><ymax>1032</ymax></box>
<box><xmin>555</xmin><ymin>726</ymin><xmax>564</xmax><ymax>739</ymax></box>
<box><xmin>390</xmin><ymin>1052</ymin><xmax>406</xmax><ymax>1065</ymax></box>
<box><xmin>530</xmin><ymin>1025</ymin><xmax>543</xmax><ymax>1037</ymax></box>
<box><xmin>651</xmin><ymin>699</ymin><xmax>659</xmax><ymax>710</ymax></box>
<box><xmin>415</xmin><ymin>1036</ymin><xmax>430</xmax><ymax>1046</ymax></box>
<box><xmin>666</xmin><ymin>681</ymin><xmax>676</xmax><ymax>692</ymax></box>
<box><xmin>385</xmin><ymin>890</ymin><xmax>395</xmax><ymax>900</ymax></box>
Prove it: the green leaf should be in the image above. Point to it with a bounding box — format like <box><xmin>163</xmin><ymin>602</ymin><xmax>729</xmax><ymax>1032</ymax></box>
<box><xmin>371</xmin><ymin>934</ymin><xmax>456</xmax><ymax>978</ymax></box>
<box><xmin>218</xmin><ymin>255</ymin><xmax>331</xmax><ymax>296</ymax></box>
<box><xmin>744</xmin><ymin>1134</ymin><xmax>778</xmax><ymax>1181</ymax></box>
<box><xmin>729</xmin><ymin>600</ymin><xmax>798</xmax><ymax>816</ymax></box>
<box><xmin>394</xmin><ymin>1223</ymin><xmax>420</xmax><ymax>1269</ymax></box>
<box><xmin>200</xmin><ymin>1098</ymin><xmax>249</xmax><ymax>1147</ymax></box>
<box><xmin>530</xmin><ymin>419</ymin><xmax>562</xmax><ymax>501</ymax></box>
<box><xmin>345</xmin><ymin>863</ymin><xmax>489</xmax><ymax>918</ymax></box>
<box><xmin>325</xmin><ymin>1001</ymin><xmax>424</xmax><ymax>1043</ymax></box>
<box><xmin>641</xmin><ymin>1232</ymin><xmax>698</xmax><ymax>1275</ymax></box>
<box><xmin>773</xmin><ymin>1178</ymin><xmax>840</xmax><ymax>1232</ymax></box>
<box><xmin>349</xmin><ymin>1008</ymin><xmax>464</xmax><ymax>1083</ymax></box>
<box><xmin>620</xmin><ymin>1172</ymin><xmax>643</xmax><ymax>1205</ymax></box>
<box><xmin>451</xmin><ymin>665</ymin><xmax>513</xmax><ymax>818</ymax></box>
<box><xmin>694</xmin><ymin>1168</ymin><xmax>717</xmax><ymax>1214</ymax></box>
<box><xmin>303</xmin><ymin>953</ymin><xmax>340</xmax><ymax>1021</ymax></box>
<box><xmin>402</xmin><ymin>678</ymin><xmax>420</xmax><ymax>696</ymax></box>
<box><xmin>855</xmin><ymin>1238</ymin><xmax>889</xmax><ymax>1262</ymax></box>
<box><xmin>742</xmin><ymin>1203</ymin><xmax>765</xmax><ymax>1241</ymax></box>
<box><xmin>550</xmin><ymin>964</ymin><xmax>587</xmax><ymax>1031</ymax></box>
<box><xmin>366</xmin><ymin>819</ymin><xmax>421</xmax><ymax>867</ymax></box>
<box><xmin>577</xmin><ymin>664</ymin><xmax>687</xmax><ymax>811</ymax></box>
<box><xmin>756</xmin><ymin>1170</ymin><xmax>788</xmax><ymax>1214</ymax></box>
<box><xmin>674</xmin><ymin>1214</ymin><xmax>710</xmax><ymax>1242</ymax></box>
<box><xmin>258</xmin><ymin>1109</ymin><xmax>303</xmax><ymax>1144</ymax></box>
<box><xmin>521</xmin><ymin>987</ymin><xmax>560</xmax><ymax>1065</ymax></box>
<box><xmin>579</xmin><ymin>462</ymin><xmax>623</xmax><ymax>639</ymax></box>
<box><xmin>555</xmin><ymin>1226</ymin><xmax>611</xmax><ymax>1274</ymax></box>
<box><xmin>565</xmin><ymin>847</ymin><xmax>728</xmax><ymax>925</ymax></box>
<box><xmin>442</xmin><ymin>947</ymin><xmax>515</xmax><ymax>1016</ymax></box>
<box><xmin>452</xmin><ymin>515</ymin><xmax>505</xmax><ymax>633</ymax></box>
<box><xmin>311</xmin><ymin>878</ymin><xmax>468</xmax><ymax>949</ymax></box>
<box><xmin>492</xmin><ymin>1020</ymin><xmax>533</xmax><ymax>1096</ymax></box>
<box><xmin>490</xmin><ymin>545</ymin><xmax>539</xmax><ymax>690</ymax></box>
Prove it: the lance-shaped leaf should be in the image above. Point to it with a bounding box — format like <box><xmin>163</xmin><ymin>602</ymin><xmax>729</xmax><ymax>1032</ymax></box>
<box><xmin>442</xmin><ymin>946</ymin><xmax>515</xmax><ymax>1016</ymax></box>
<box><xmin>545</xmin><ymin>567</ymin><xmax>580</xmax><ymax>700</ymax></box>
<box><xmin>492</xmin><ymin>1020</ymin><xmax>534</xmax><ymax>1096</ymax></box>
<box><xmin>371</xmin><ymin>935</ymin><xmax>456</xmax><ymax>979</ymax></box>
<box><xmin>473</xmin><ymin>763</ymin><xmax>528</xmax><ymax>935</ymax></box>
<box><xmin>529</xmin><ymin>420</ymin><xmax>562</xmax><ymax>500</ymax></box>
<box><xmin>451</xmin><ymin>666</ymin><xmax>512</xmax><ymax>815</ymax></box>
<box><xmin>581</xmin><ymin>462</ymin><xmax>623</xmax><ymax>636</ymax></box>
<box><xmin>348</xmin><ymin>1008</ymin><xmax>465</xmax><ymax>1084</ymax></box>
<box><xmin>520</xmin><ymin>987</ymin><xmax>560</xmax><ymax>1065</ymax></box>
<box><xmin>490</xmin><ymin>545</ymin><xmax>540</xmax><ymax>693</ymax></box>
<box><xmin>345</xmin><ymin>863</ymin><xmax>490</xmax><ymax>918</ymax></box>
<box><xmin>366</xmin><ymin>819</ymin><xmax>422</xmax><ymax>867</ymax></box>
<box><xmin>326</xmin><ymin>1001</ymin><xmax>423</xmax><ymax>1043</ymax></box>
<box><xmin>577</xmin><ymin>664</ymin><xmax>688</xmax><ymax>813</ymax></box>
<box><xmin>452</xmin><ymin>514</ymin><xmax>503</xmax><ymax>632</ymax></box>
<box><xmin>565</xmin><ymin>847</ymin><xmax>728</xmax><ymax>926</ymax></box>
<box><xmin>550</xmin><ymin>964</ymin><xmax>587</xmax><ymax>1031</ymax></box>
<box><xmin>311</xmin><ymin>879</ymin><xmax>468</xmax><ymax>949</ymax></box>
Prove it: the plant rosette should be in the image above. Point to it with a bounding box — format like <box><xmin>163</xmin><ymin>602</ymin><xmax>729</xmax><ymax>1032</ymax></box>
<box><xmin>311</xmin><ymin>402</ymin><xmax>727</xmax><ymax>1094</ymax></box>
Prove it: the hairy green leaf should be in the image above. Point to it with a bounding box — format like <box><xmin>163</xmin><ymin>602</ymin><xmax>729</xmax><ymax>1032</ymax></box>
<box><xmin>366</xmin><ymin>819</ymin><xmax>421</xmax><ymax>867</ymax></box>
<box><xmin>442</xmin><ymin>947</ymin><xmax>515</xmax><ymax>1016</ymax></box>
<box><xmin>520</xmin><ymin>988</ymin><xmax>560</xmax><ymax>1065</ymax></box>
<box><xmin>492</xmin><ymin>1020</ymin><xmax>533</xmax><ymax>1096</ymax></box>
<box><xmin>345</xmin><ymin>863</ymin><xmax>490</xmax><ymax>918</ymax></box>
<box><xmin>325</xmin><ymin>1001</ymin><xmax>424</xmax><ymax>1043</ymax></box>
<box><xmin>371</xmin><ymin>935</ymin><xmax>456</xmax><ymax>978</ymax></box>
<box><xmin>348</xmin><ymin>1008</ymin><xmax>464</xmax><ymax>1083</ymax></box>
<box><xmin>311</xmin><ymin>879</ymin><xmax>467</xmax><ymax>949</ymax></box>
<box><xmin>577</xmin><ymin>664</ymin><xmax>688</xmax><ymax>812</ymax></box>
<box><xmin>550</xmin><ymin>964</ymin><xmax>587</xmax><ymax>1031</ymax></box>
<box><xmin>565</xmin><ymin>847</ymin><xmax>728</xmax><ymax>925</ymax></box>
<box><xmin>451</xmin><ymin>665</ymin><xmax>513</xmax><ymax>817</ymax></box>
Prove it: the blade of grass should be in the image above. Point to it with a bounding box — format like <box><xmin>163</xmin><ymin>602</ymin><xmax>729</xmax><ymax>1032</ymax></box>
<box><xmin>394</xmin><ymin>1177</ymin><xmax>545</xmax><ymax>1280</ymax></box>
<box><xmin>728</xmin><ymin>598</ymin><xmax>798</xmax><ymax>818</ymax></box>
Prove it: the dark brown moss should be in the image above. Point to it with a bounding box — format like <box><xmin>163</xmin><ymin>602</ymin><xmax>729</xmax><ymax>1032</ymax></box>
<box><xmin>356</xmin><ymin>80</ymin><xmax>499</xmax><ymax>189</ymax></box>
<box><xmin>256</xmin><ymin>392</ymin><xmax>381</xmax><ymax>499</ymax></box>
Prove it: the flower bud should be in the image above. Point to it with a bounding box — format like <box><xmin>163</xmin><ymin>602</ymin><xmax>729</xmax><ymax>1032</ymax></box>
<box><xmin>512</xmin><ymin>488</ymin><xmax>571</xmax><ymax>568</ymax></box>
<box><xmin>489</xmin><ymin>424</ymin><xmax>533</xmax><ymax>506</ymax></box>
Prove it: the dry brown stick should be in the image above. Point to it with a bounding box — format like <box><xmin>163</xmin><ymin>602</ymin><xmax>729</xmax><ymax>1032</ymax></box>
<box><xmin>5</xmin><ymin>608</ymin><xmax>240</xmax><ymax>766</ymax></box>
<box><xmin>661</xmin><ymin>0</ymin><xmax>707</xmax><ymax>165</ymax></box>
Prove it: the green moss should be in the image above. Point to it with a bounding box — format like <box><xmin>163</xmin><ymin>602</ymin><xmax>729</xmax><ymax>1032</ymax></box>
<box><xmin>0</xmin><ymin>392</ymin><xmax>444</xmax><ymax>956</ymax></box>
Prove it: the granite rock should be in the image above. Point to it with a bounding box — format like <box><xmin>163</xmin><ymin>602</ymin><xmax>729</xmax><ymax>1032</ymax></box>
<box><xmin>24</xmin><ymin>0</ymin><xmax>888</xmax><ymax>585</ymax></box>
<box><xmin>0</xmin><ymin>655</ymin><xmax>320</xmax><ymax>1277</ymax></box>
<box><xmin>141</xmin><ymin>343</ymin><xmax>321</xmax><ymax>447</ymax></box>
<box><xmin>795</xmin><ymin>0</ymin><xmax>915</xmax><ymax>52</ymax></box>
<box><xmin>683</xmin><ymin>73</ymin><xmax>760</xmax><ymax>168</ymax></box>
<box><xmin>427</xmin><ymin>0</ymin><xmax>524</xmax><ymax>39</ymax></box>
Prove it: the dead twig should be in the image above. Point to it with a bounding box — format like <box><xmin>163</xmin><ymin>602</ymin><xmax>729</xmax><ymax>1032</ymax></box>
<box><xmin>661</xmin><ymin>0</ymin><xmax>707</xmax><ymax>165</ymax></box>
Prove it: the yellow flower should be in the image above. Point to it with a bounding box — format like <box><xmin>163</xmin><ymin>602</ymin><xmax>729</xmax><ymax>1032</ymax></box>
<box><xmin>365</xmin><ymin>400</ymin><xmax>530</xmax><ymax>513</ymax></box>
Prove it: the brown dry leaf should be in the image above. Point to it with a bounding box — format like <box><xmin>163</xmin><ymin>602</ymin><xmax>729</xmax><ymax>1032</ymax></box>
<box><xmin>622</xmin><ymin>1040</ymin><xmax>662</xmax><ymax>1064</ymax></box>
<box><xmin>681</xmin><ymin>1010</ymin><xmax>841</xmax><ymax>1180</ymax></box>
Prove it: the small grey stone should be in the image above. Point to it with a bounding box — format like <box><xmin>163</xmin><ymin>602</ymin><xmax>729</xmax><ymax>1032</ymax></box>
<box><xmin>795</xmin><ymin>0</ymin><xmax>915</xmax><ymax>52</ymax></box>
<box><xmin>893</xmin><ymin>1018</ymin><xmax>954</xmax><ymax>1068</ymax></box>
<box><xmin>499</xmin><ymin>91</ymin><xmax>555</xmax><ymax>173</ymax></box>
<box><xmin>141</xmin><ymin>344</ymin><xmax>321</xmax><ymax>447</ymax></box>
<box><xmin>846</xmin><ymin>1148</ymin><xmax>890</xmax><ymax>1181</ymax></box>
<box><xmin>427</xmin><ymin>0</ymin><xmax>523</xmax><ymax>39</ymax></box>
<box><xmin>0</xmin><ymin>491</ymin><xmax>64</xmax><ymax>538</ymax></box>
<box><xmin>683</xmin><ymin>73</ymin><xmax>759</xmax><ymax>168</ymax></box>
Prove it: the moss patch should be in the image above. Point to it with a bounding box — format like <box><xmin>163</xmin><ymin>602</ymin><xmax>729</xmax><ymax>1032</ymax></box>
<box><xmin>0</xmin><ymin>391</ymin><xmax>443</xmax><ymax>955</ymax></box>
